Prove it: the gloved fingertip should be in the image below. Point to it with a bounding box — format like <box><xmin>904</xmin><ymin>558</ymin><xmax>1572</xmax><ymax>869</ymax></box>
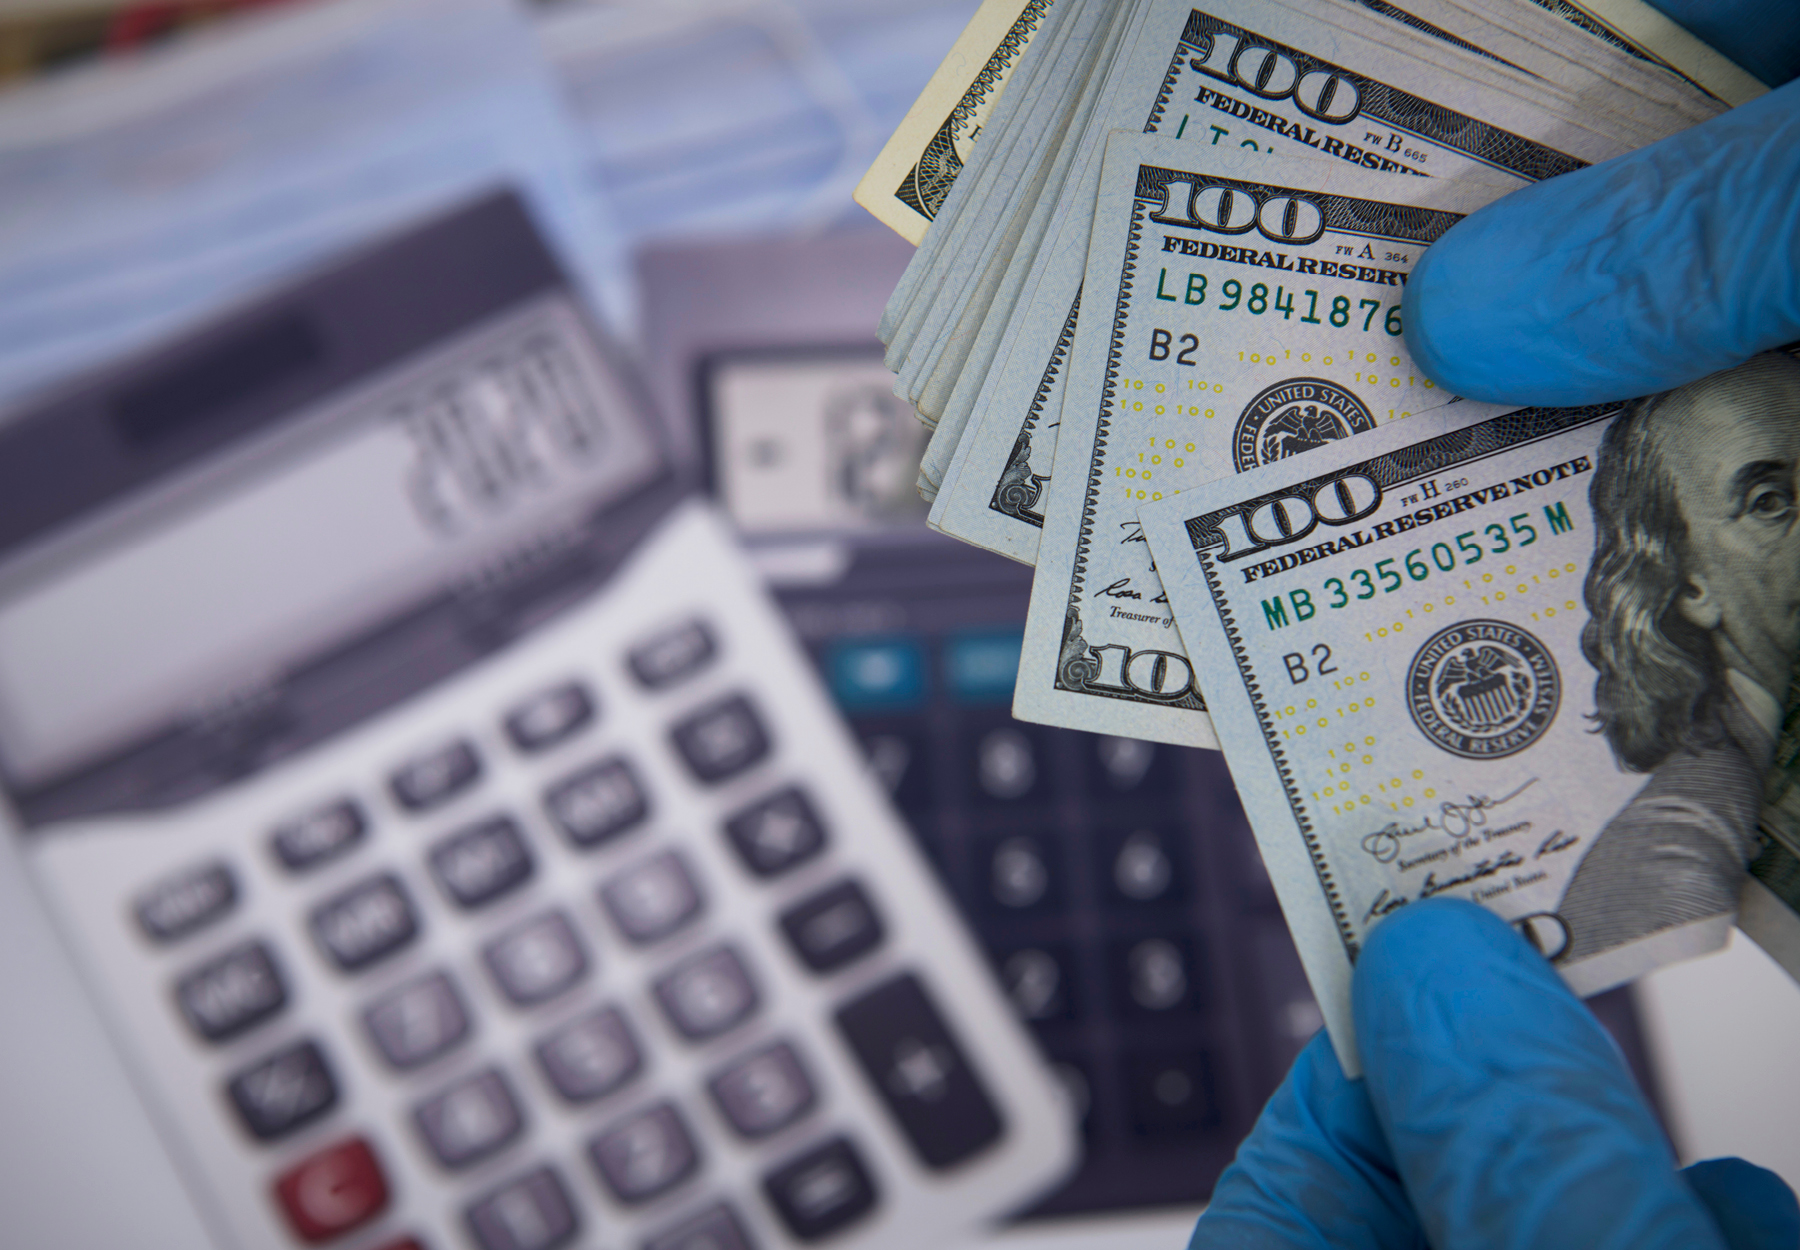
<box><xmin>1682</xmin><ymin>1158</ymin><xmax>1800</xmax><ymax>1250</ymax></box>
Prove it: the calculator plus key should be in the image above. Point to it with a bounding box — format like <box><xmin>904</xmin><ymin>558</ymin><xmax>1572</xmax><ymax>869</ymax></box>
<box><xmin>587</xmin><ymin>1101</ymin><xmax>699</xmax><ymax>1204</ymax></box>
<box><xmin>176</xmin><ymin>939</ymin><xmax>286</xmax><ymax>1041</ymax></box>
<box><xmin>484</xmin><ymin>911</ymin><xmax>588</xmax><ymax>1007</ymax></box>
<box><xmin>274</xmin><ymin>1135</ymin><xmax>389</xmax><ymax>1243</ymax></box>
<box><xmin>627</xmin><ymin>619</ymin><xmax>717</xmax><ymax>689</ymax></box>
<box><xmin>228</xmin><ymin>1038</ymin><xmax>337</xmax><ymax>1141</ymax></box>
<box><xmin>545</xmin><ymin>757</ymin><xmax>650</xmax><ymax>849</ymax></box>
<box><xmin>465</xmin><ymin>1166</ymin><xmax>578</xmax><ymax>1250</ymax></box>
<box><xmin>430</xmin><ymin>817</ymin><xmax>535</xmax><ymax>909</ymax></box>
<box><xmin>723</xmin><ymin>787</ymin><xmax>826</xmax><ymax>878</ymax></box>
<box><xmin>708</xmin><ymin>1040</ymin><xmax>815</xmax><ymax>1139</ymax></box>
<box><xmin>779</xmin><ymin>879</ymin><xmax>883</xmax><ymax>974</ymax></box>
<box><xmin>364</xmin><ymin>971</ymin><xmax>470</xmax><ymax>1070</ymax></box>
<box><xmin>671</xmin><ymin>694</ymin><xmax>770</xmax><ymax>784</ymax></box>
<box><xmin>600</xmin><ymin>850</ymin><xmax>703</xmax><ymax>945</ymax></box>
<box><xmin>643</xmin><ymin>1203</ymin><xmax>756</xmax><ymax>1250</ymax></box>
<box><xmin>416</xmin><ymin>1068</ymin><xmax>524</xmax><ymax>1169</ymax></box>
<box><xmin>389</xmin><ymin>739</ymin><xmax>483</xmax><ymax>812</ymax></box>
<box><xmin>834</xmin><ymin>973</ymin><xmax>1002</xmax><ymax>1170</ymax></box>
<box><xmin>311</xmin><ymin>874</ymin><xmax>419</xmax><ymax>972</ymax></box>
<box><xmin>271</xmin><ymin>799</ymin><xmax>367</xmax><ymax>873</ymax></box>
<box><xmin>504</xmin><ymin>681</ymin><xmax>595</xmax><ymax>753</ymax></box>
<box><xmin>136</xmin><ymin>860</ymin><xmax>236</xmax><ymax>943</ymax></box>
<box><xmin>762</xmin><ymin>1136</ymin><xmax>877</xmax><ymax>1242</ymax></box>
<box><xmin>535</xmin><ymin>1007</ymin><xmax>641</xmax><ymax>1103</ymax></box>
<box><xmin>654</xmin><ymin>945</ymin><xmax>758</xmax><ymax>1041</ymax></box>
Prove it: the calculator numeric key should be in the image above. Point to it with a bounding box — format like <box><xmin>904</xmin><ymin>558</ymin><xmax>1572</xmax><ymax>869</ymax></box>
<box><xmin>628</xmin><ymin>619</ymin><xmax>716</xmax><ymax>690</ymax></box>
<box><xmin>534</xmin><ymin>1007</ymin><xmax>642</xmax><ymax>1104</ymax></box>
<box><xmin>430</xmin><ymin>817</ymin><xmax>535</xmax><ymax>909</ymax></box>
<box><xmin>779</xmin><ymin>880</ymin><xmax>883</xmax><ymax>974</ymax></box>
<box><xmin>643</xmin><ymin>1203</ymin><xmax>756</xmax><ymax>1250</ymax></box>
<box><xmin>484</xmin><ymin>911</ymin><xmax>588</xmax><ymax>1007</ymax></box>
<box><xmin>762</xmin><ymin>1136</ymin><xmax>877</xmax><ymax>1242</ymax></box>
<box><xmin>228</xmin><ymin>1038</ymin><xmax>337</xmax><ymax>1140</ymax></box>
<box><xmin>274</xmin><ymin>1135</ymin><xmax>389</xmax><ymax>1243</ymax></box>
<box><xmin>670</xmin><ymin>695</ymin><xmax>770</xmax><ymax>784</ymax></box>
<box><xmin>505</xmin><ymin>682</ymin><xmax>595</xmax><ymax>754</ymax></box>
<box><xmin>723</xmin><ymin>788</ymin><xmax>826</xmax><ymax>879</ymax></box>
<box><xmin>588</xmin><ymin>1101</ymin><xmax>699</xmax><ymax>1204</ymax></box>
<box><xmin>390</xmin><ymin>739</ymin><xmax>482</xmax><ymax>812</ymax></box>
<box><xmin>465</xmin><ymin>1167</ymin><xmax>579</xmax><ymax>1250</ymax></box>
<box><xmin>364</xmin><ymin>971</ymin><xmax>470</xmax><ymax>1070</ymax></box>
<box><xmin>654</xmin><ymin>945</ymin><xmax>759</xmax><ymax>1041</ymax></box>
<box><xmin>136</xmin><ymin>860</ymin><xmax>237</xmax><ymax>943</ymax></box>
<box><xmin>600</xmin><ymin>850</ymin><xmax>703</xmax><ymax>945</ymax></box>
<box><xmin>1121</xmin><ymin>1050</ymin><xmax>1217</xmax><ymax>1136</ymax></box>
<box><xmin>311</xmin><ymin>874</ymin><xmax>419</xmax><ymax>972</ymax></box>
<box><xmin>545</xmin><ymin>758</ymin><xmax>650</xmax><ymax>849</ymax></box>
<box><xmin>708</xmin><ymin>1041</ymin><xmax>815</xmax><ymax>1139</ymax></box>
<box><xmin>271</xmin><ymin>799</ymin><xmax>367</xmax><ymax>873</ymax></box>
<box><xmin>416</xmin><ymin>1068</ymin><xmax>524</xmax><ymax>1169</ymax></box>
<box><xmin>176</xmin><ymin>939</ymin><xmax>286</xmax><ymax>1042</ymax></box>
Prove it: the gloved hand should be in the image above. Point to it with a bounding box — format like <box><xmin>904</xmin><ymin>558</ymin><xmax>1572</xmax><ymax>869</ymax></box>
<box><xmin>1191</xmin><ymin>900</ymin><xmax>1799</xmax><ymax>1249</ymax></box>
<box><xmin>1403</xmin><ymin>2</ymin><xmax>1800</xmax><ymax>406</ymax></box>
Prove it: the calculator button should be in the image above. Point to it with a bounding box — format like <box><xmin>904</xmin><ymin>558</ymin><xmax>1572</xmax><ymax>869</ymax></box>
<box><xmin>762</xmin><ymin>1137</ymin><xmax>877</xmax><ymax>1242</ymax></box>
<box><xmin>587</xmin><ymin>1101</ymin><xmax>699</xmax><ymax>1204</ymax></box>
<box><xmin>271</xmin><ymin>799</ymin><xmax>367</xmax><ymax>873</ymax></box>
<box><xmin>228</xmin><ymin>1038</ymin><xmax>337</xmax><ymax>1140</ymax></box>
<box><xmin>628</xmin><ymin>619</ymin><xmax>717</xmax><ymax>689</ymax></box>
<box><xmin>972</xmin><ymin>726</ymin><xmax>1041</xmax><ymax>804</ymax></box>
<box><xmin>485</xmin><ymin>911</ymin><xmax>588</xmax><ymax>1006</ymax></box>
<box><xmin>274</xmin><ymin>1135</ymin><xmax>389</xmax><ymax>1243</ymax></box>
<box><xmin>1112</xmin><ymin>936</ymin><xmax>1200</xmax><ymax>1015</ymax></box>
<box><xmin>416</xmin><ymin>1068</ymin><xmax>524</xmax><ymax>1169</ymax></box>
<box><xmin>723</xmin><ymin>788</ymin><xmax>826</xmax><ymax>878</ymax></box>
<box><xmin>601</xmin><ymin>850</ymin><xmax>703</xmax><ymax>945</ymax></box>
<box><xmin>643</xmin><ymin>1202</ymin><xmax>756</xmax><ymax>1250</ymax></box>
<box><xmin>535</xmin><ymin>1007</ymin><xmax>642</xmax><ymax>1103</ymax></box>
<box><xmin>853</xmin><ymin>723</ymin><xmax>932</xmax><ymax>816</ymax></box>
<box><xmin>1101</xmin><ymin>828</ymin><xmax>1185</xmax><ymax>907</ymax></box>
<box><xmin>670</xmin><ymin>695</ymin><xmax>770</xmax><ymax>784</ymax></box>
<box><xmin>834</xmin><ymin>973</ymin><xmax>1002</xmax><ymax>1170</ymax></box>
<box><xmin>1121</xmin><ymin>1050</ymin><xmax>1217</xmax><ymax>1136</ymax></box>
<box><xmin>505</xmin><ymin>682</ymin><xmax>595</xmax><ymax>753</ymax></box>
<box><xmin>311</xmin><ymin>874</ymin><xmax>419</xmax><ymax>972</ymax></box>
<box><xmin>981</xmin><ymin>834</ymin><xmax>1058</xmax><ymax>912</ymax></box>
<box><xmin>995</xmin><ymin>945</ymin><xmax>1077</xmax><ymax>1022</ymax></box>
<box><xmin>466</xmin><ymin>1166</ymin><xmax>578</xmax><ymax>1250</ymax></box>
<box><xmin>778</xmin><ymin>880</ymin><xmax>883</xmax><ymax>974</ymax></box>
<box><xmin>136</xmin><ymin>860</ymin><xmax>236</xmax><ymax>943</ymax></box>
<box><xmin>827</xmin><ymin>639</ymin><xmax>927</xmax><ymax>712</ymax></box>
<box><xmin>390</xmin><ymin>739</ymin><xmax>482</xmax><ymax>812</ymax></box>
<box><xmin>545</xmin><ymin>757</ymin><xmax>650</xmax><ymax>849</ymax></box>
<box><xmin>364</xmin><ymin>971</ymin><xmax>470</xmax><ymax>1070</ymax></box>
<box><xmin>708</xmin><ymin>1041</ymin><xmax>815</xmax><ymax>1139</ymax></box>
<box><xmin>430</xmin><ymin>817</ymin><xmax>535</xmax><ymax>909</ymax></box>
<box><xmin>654</xmin><ymin>945</ymin><xmax>759</xmax><ymax>1041</ymax></box>
<box><xmin>176</xmin><ymin>939</ymin><xmax>286</xmax><ymax>1042</ymax></box>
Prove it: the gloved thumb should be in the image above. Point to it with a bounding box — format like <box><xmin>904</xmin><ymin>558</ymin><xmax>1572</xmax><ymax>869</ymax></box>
<box><xmin>1350</xmin><ymin>899</ymin><xmax>1790</xmax><ymax>1249</ymax></box>
<box><xmin>1682</xmin><ymin>1157</ymin><xmax>1800</xmax><ymax>1250</ymax></box>
<box><xmin>1403</xmin><ymin>79</ymin><xmax>1800</xmax><ymax>407</ymax></box>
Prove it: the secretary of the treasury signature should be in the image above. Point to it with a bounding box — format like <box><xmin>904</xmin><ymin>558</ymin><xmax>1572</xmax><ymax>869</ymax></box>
<box><xmin>1358</xmin><ymin>778</ymin><xmax>1538</xmax><ymax>863</ymax></box>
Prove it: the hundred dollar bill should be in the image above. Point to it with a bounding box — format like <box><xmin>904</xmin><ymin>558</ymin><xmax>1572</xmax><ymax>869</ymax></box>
<box><xmin>854</xmin><ymin>0</ymin><xmax>1057</xmax><ymax>246</ymax></box>
<box><xmin>1137</xmin><ymin>351</ymin><xmax>1800</xmax><ymax>1069</ymax></box>
<box><xmin>1012</xmin><ymin>134</ymin><xmax>1513</xmax><ymax>746</ymax></box>
<box><xmin>1746</xmin><ymin>659</ymin><xmax>1800</xmax><ymax>982</ymax></box>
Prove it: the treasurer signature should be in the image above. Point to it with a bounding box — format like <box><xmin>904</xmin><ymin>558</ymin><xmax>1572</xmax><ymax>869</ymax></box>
<box><xmin>1358</xmin><ymin>778</ymin><xmax>1538</xmax><ymax>863</ymax></box>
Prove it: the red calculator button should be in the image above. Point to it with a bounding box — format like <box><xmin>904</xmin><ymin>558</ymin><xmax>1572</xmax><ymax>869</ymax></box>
<box><xmin>274</xmin><ymin>1136</ymin><xmax>389</xmax><ymax>1242</ymax></box>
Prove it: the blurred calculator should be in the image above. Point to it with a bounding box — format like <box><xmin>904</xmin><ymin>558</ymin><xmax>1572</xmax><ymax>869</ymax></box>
<box><xmin>691</xmin><ymin>340</ymin><xmax>1668</xmax><ymax>1219</ymax></box>
<box><xmin>5</xmin><ymin>193</ymin><xmax>1074</xmax><ymax>1250</ymax></box>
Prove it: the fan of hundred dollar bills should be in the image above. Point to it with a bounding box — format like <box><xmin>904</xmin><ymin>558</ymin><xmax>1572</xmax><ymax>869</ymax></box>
<box><xmin>854</xmin><ymin>0</ymin><xmax>1799</xmax><ymax>1067</ymax></box>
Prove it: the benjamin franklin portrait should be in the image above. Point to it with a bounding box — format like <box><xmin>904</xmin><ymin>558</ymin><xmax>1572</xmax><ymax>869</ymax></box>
<box><xmin>1557</xmin><ymin>351</ymin><xmax>1800</xmax><ymax>963</ymax></box>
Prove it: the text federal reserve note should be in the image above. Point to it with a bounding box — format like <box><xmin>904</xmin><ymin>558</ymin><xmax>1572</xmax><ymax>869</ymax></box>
<box><xmin>854</xmin><ymin>0</ymin><xmax>1057</xmax><ymax>245</ymax></box>
<box><xmin>1138</xmin><ymin>352</ymin><xmax>1800</xmax><ymax>1068</ymax></box>
<box><xmin>1012</xmin><ymin>134</ymin><xmax>1512</xmax><ymax>747</ymax></box>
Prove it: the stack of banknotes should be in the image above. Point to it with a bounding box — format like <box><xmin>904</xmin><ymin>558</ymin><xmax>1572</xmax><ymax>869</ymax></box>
<box><xmin>855</xmin><ymin>0</ymin><xmax>1798</xmax><ymax>1067</ymax></box>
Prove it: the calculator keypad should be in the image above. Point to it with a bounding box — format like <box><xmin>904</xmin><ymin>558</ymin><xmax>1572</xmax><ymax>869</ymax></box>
<box><xmin>431</xmin><ymin>817</ymin><xmax>535</xmax><ymax>909</ymax></box>
<box><xmin>415</xmin><ymin>1069</ymin><xmax>525</xmax><ymax>1169</ymax></box>
<box><xmin>228</xmin><ymin>1039</ymin><xmax>338</xmax><ymax>1141</ymax></box>
<box><xmin>465</xmin><ymin>1166</ymin><xmax>578</xmax><ymax>1250</ymax></box>
<box><xmin>762</xmin><ymin>1136</ymin><xmax>876</xmax><ymax>1242</ymax></box>
<box><xmin>364</xmin><ymin>972</ymin><xmax>470</xmax><ymax>1070</ymax></box>
<box><xmin>177</xmin><ymin>940</ymin><xmax>286</xmax><ymax>1041</ymax></box>
<box><xmin>534</xmin><ymin>1007</ymin><xmax>641</xmax><ymax>1104</ymax></box>
<box><xmin>311</xmin><ymin>874</ymin><xmax>419</xmax><ymax>972</ymax></box>
<box><xmin>389</xmin><ymin>739</ymin><xmax>483</xmax><ymax>811</ymax></box>
<box><xmin>587</xmin><ymin>1101</ymin><xmax>700</xmax><ymax>1203</ymax></box>
<box><xmin>136</xmin><ymin>861</ymin><xmax>237</xmax><ymax>943</ymax></box>
<box><xmin>274</xmin><ymin>1136</ymin><xmax>389</xmax><ymax>1243</ymax></box>
<box><xmin>655</xmin><ymin>944</ymin><xmax>759</xmax><ymax>1041</ymax></box>
<box><xmin>484</xmin><ymin>911</ymin><xmax>588</xmax><ymax>1007</ymax></box>
<box><xmin>271</xmin><ymin>799</ymin><xmax>367</xmax><ymax>873</ymax></box>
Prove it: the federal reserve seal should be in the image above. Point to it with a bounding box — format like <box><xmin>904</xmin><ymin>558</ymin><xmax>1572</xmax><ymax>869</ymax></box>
<box><xmin>1405</xmin><ymin>620</ymin><xmax>1560</xmax><ymax>759</ymax></box>
<box><xmin>1233</xmin><ymin>377</ymin><xmax>1376</xmax><ymax>472</ymax></box>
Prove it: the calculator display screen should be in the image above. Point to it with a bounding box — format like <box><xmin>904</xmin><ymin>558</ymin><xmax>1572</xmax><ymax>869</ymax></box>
<box><xmin>705</xmin><ymin>353</ymin><xmax>927</xmax><ymax>538</ymax></box>
<box><xmin>0</xmin><ymin>301</ymin><xmax>659</xmax><ymax>789</ymax></box>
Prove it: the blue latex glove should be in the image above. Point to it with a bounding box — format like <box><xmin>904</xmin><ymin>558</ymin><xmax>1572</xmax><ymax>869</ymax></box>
<box><xmin>1403</xmin><ymin>3</ymin><xmax>1800</xmax><ymax>406</ymax></box>
<box><xmin>1191</xmin><ymin>900</ymin><xmax>1799</xmax><ymax>1249</ymax></box>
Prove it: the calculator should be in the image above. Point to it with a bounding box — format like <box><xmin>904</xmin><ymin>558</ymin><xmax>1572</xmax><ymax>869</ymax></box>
<box><xmin>670</xmin><ymin>312</ymin><xmax>1668</xmax><ymax>1219</ymax></box>
<box><xmin>7</xmin><ymin>193</ymin><xmax>1075</xmax><ymax>1250</ymax></box>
